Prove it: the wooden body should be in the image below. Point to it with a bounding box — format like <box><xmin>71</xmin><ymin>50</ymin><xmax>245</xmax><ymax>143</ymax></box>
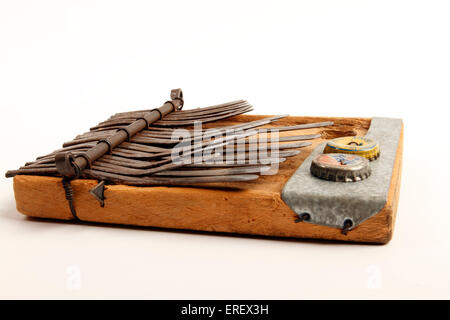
<box><xmin>12</xmin><ymin>115</ymin><xmax>403</xmax><ymax>244</ymax></box>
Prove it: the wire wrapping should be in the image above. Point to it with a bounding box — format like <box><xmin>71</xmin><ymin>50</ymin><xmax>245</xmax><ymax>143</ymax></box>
<box><xmin>62</xmin><ymin>178</ymin><xmax>78</xmax><ymax>219</ymax></box>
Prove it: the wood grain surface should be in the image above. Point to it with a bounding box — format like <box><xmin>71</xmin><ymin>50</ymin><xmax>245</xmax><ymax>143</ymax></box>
<box><xmin>12</xmin><ymin>115</ymin><xmax>403</xmax><ymax>244</ymax></box>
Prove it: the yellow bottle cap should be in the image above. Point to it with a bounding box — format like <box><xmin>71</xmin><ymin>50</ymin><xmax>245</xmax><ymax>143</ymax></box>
<box><xmin>323</xmin><ymin>136</ymin><xmax>380</xmax><ymax>161</ymax></box>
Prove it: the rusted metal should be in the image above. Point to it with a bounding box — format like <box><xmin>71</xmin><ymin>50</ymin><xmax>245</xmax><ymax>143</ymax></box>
<box><xmin>5</xmin><ymin>89</ymin><xmax>335</xmax><ymax>188</ymax></box>
<box><xmin>90</xmin><ymin>181</ymin><xmax>106</xmax><ymax>207</ymax></box>
<box><xmin>54</xmin><ymin>89</ymin><xmax>184</xmax><ymax>179</ymax></box>
<box><xmin>83</xmin><ymin>170</ymin><xmax>260</xmax><ymax>186</ymax></box>
<box><xmin>62</xmin><ymin>178</ymin><xmax>78</xmax><ymax>219</ymax></box>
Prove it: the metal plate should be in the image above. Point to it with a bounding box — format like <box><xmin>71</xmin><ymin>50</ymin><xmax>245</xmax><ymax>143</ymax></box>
<box><xmin>281</xmin><ymin>117</ymin><xmax>402</xmax><ymax>231</ymax></box>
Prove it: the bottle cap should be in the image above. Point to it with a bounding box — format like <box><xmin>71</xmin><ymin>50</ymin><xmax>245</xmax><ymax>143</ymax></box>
<box><xmin>323</xmin><ymin>136</ymin><xmax>380</xmax><ymax>161</ymax></box>
<box><xmin>310</xmin><ymin>153</ymin><xmax>371</xmax><ymax>182</ymax></box>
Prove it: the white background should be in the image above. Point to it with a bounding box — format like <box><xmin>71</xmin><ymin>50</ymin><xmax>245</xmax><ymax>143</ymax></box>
<box><xmin>0</xmin><ymin>0</ymin><xmax>449</xmax><ymax>299</ymax></box>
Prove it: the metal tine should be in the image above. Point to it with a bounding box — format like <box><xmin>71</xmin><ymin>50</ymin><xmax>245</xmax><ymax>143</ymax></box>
<box><xmin>95</xmin><ymin>157</ymin><xmax>169</xmax><ymax>169</ymax></box>
<box><xmin>96</xmin><ymin>155</ymin><xmax>256</xmax><ymax>170</ymax></box>
<box><xmin>217</xmin><ymin>142</ymin><xmax>310</xmax><ymax>155</ymax></box>
<box><xmin>130</xmin><ymin>135</ymin><xmax>185</xmax><ymax>145</ymax></box>
<box><xmin>156</xmin><ymin>107</ymin><xmax>253</xmax><ymax>122</ymax></box>
<box><xmin>49</xmin><ymin>137</ymin><xmax>178</xmax><ymax>156</ymax></box>
<box><xmin>108</xmin><ymin>100</ymin><xmax>247</xmax><ymax>119</ymax></box>
<box><xmin>90</xmin><ymin>130</ymin><xmax>259</xmax><ymax>175</ymax></box>
<box><xmin>129</xmin><ymin>121</ymin><xmax>263</xmax><ymax>146</ymax></box>
<box><xmin>137</xmin><ymin>118</ymin><xmax>330</xmax><ymax>134</ymax></box>
<box><xmin>97</xmin><ymin>143</ymin><xmax>300</xmax><ymax>164</ymax></box>
<box><xmin>18</xmin><ymin>155</ymin><xmax>286</xmax><ymax>174</ymax></box>
<box><xmin>164</xmin><ymin>149</ymin><xmax>299</xmax><ymax>166</ymax></box>
<box><xmin>139</xmin><ymin>115</ymin><xmax>281</xmax><ymax>138</ymax></box>
<box><xmin>65</xmin><ymin>132</ymin><xmax>311</xmax><ymax>162</ymax></box>
<box><xmin>96</xmin><ymin>152</ymin><xmax>288</xmax><ymax>170</ymax></box>
<box><xmin>39</xmin><ymin>132</ymin><xmax>310</xmax><ymax>164</ymax></box>
<box><xmin>63</xmin><ymin>136</ymin><xmax>172</xmax><ymax>151</ymax></box>
<box><xmin>11</xmin><ymin>138</ymin><xmax>304</xmax><ymax>178</ymax></box>
<box><xmin>20</xmin><ymin>163</ymin><xmax>55</xmax><ymax>169</ymax></box>
<box><xmin>162</xmin><ymin>100</ymin><xmax>250</xmax><ymax>114</ymax></box>
<box><xmin>143</xmin><ymin>115</ymin><xmax>283</xmax><ymax>133</ymax></box>
<box><xmin>36</xmin><ymin>148</ymin><xmax>90</xmax><ymax>160</ymax></box>
<box><xmin>92</xmin><ymin>162</ymin><xmax>269</xmax><ymax>178</ymax></box>
<box><xmin>201</xmin><ymin>150</ymin><xmax>300</xmax><ymax>161</ymax></box>
<box><xmin>98</xmin><ymin>102</ymin><xmax>252</xmax><ymax>126</ymax></box>
<box><xmin>153</xmin><ymin>166</ymin><xmax>271</xmax><ymax>177</ymax></box>
<box><xmin>261</xmin><ymin>134</ymin><xmax>321</xmax><ymax>142</ymax></box>
<box><xmin>185</xmin><ymin>158</ymin><xmax>287</xmax><ymax>168</ymax></box>
<box><xmin>166</xmin><ymin>100</ymin><xmax>248</xmax><ymax>114</ymax></box>
<box><xmin>153</xmin><ymin>106</ymin><xmax>254</xmax><ymax>127</ymax></box>
<box><xmin>107</xmin><ymin>143</ymin><xmax>300</xmax><ymax>163</ymax></box>
<box><xmin>147</xmin><ymin>115</ymin><xmax>289</xmax><ymax>136</ymax></box>
<box><xmin>80</xmin><ymin>114</ymin><xmax>287</xmax><ymax>141</ymax></box>
<box><xmin>98</xmin><ymin>156</ymin><xmax>287</xmax><ymax>170</ymax></box>
<box><xmin>52</xmin><ymin>142</ymin><xmax>96</xmax><ymax>153</ymax></box>
<box><xmin>28</xmin><ymin>151</ymin><xmax>170</xmax><ymax>174</ymax></box>
<box><xmin>63</xmin><ymin>136</ymin><xmax>109</xmax><ymax>147</ymax></box>
<box><xmin>23</xmin><ymin>153</ymin><xmax>170</xmax><ymax>171</ymax></box>
<box><xmin>34</xmin><ymin>148</ymin><xmax>146</xmax><ymax>163</ymax></box>
<box><xmin>36</xmin><ymin>146</ymin><xmax>160</xmax><ymax>162</ymax></box>
<box><xmin>75</xmin><ymin>129</ymin><xmax>117</xmax><ymax>139</ymax></box>
<box><xmin>87</xmin><ymin>126</ymin><xmax>126</xmax><ymax>133</ymax></box>
<box><xmin>94</xmin><ymin>102</ymin><xmax>251</xmax><ymax>129</ymax></box>
<box><xmin>132</xmin><ymin>115</ymin><xmax>289</xmax><ymax>144</ymax></box>
<box><xmin>83</xmin><ymin>169</ymin><xmax>260</xmax><ymax>186</ymax></box>
<box><xmin>25</xmin><ymin>157</ymin><xmax>57</xmax><ymax>166</ymax></box>
<box><xmin>89</xmin><ymin>105</ymin><xmax>253</xmax><ymax>130</ymax></box>
<box><xmin>112</xmin><ymin>147</ymin><xmax>157</xmax><ymax>157</ymax></box>
<box><xmin>60</xmin><ymin>118</ymin><xmax>331</xmax><ymax>150</ymax></box>
<box><xmin>23</xmin><ymin>151</ymin><xmax>291</xmax><ymax>170</ymax></box>
<box><xmin>89</xmin><ymin>150</ymin><xmax>221</xmax><ymax>176</ymax></box>
<box><xmin>168</xmin><ymin>129</ymin><xmax>259</xmax><ymax>160</ymax></box>
<box><xmin>175</xmin><ymin>115</ymin><xmax>288</xmax><ymax>136</ymax></box>
<box><xmin>79</xmin><ymin>114</ymin><xmax>287</xmax><ymax>143</ymax></box>
<box><xmin>163</xmin><ymin>104</ymin><xmax>253</xmax><ymax>120</ymax></box>
<box><xmin>230</xmin><ymin>135</ymin><xmax>319</xmax><ymax>145</ymax></box>
<box><xmin>130</xmin><ymin>128</ymin><xmax>263</xmax><ymax>158</ymax></box>
<box><xmin>92</xmin><ymin>162</ymin><xmax>163</xmax><ymax>175</ymax></box>
<box><xmin>5</xmin><ymin>167</ymin><xmax>59</xmax><ymax>178</ymax></box>
<box><xmin>128</xmin><ymin>131</ymin><xmax>316</xmax><ymax>149</ymax></box>
<box><xmin>117</xmin><ymin>142</ymin><xmax>168</xmax><ymax>153</ymax></box>
<box><xmin>64</xmin><ymin>125</ymin><xmax>319</xmax><ymax>151</ymax></box>
<box><xmin>273</xmin><ymin>121</ymin><xmax>334</xmax><ymax>131</ymax></box>
<box><xmin>201</xmin><ymin>121</ymin><xmax>332</xmax><ymax>134</ymax></box>
<box><xmin>232</xmin><ymin>141</ymin><xmax>311</xmax><ymax>150</ymax></box>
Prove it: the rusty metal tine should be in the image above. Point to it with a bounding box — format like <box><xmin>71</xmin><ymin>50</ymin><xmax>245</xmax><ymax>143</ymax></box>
<box><xmin>93</xmin><ymin>102</ymin><xmax>251</xmax><ymax>129</ymax></box>
<box><xmin>83</xmin><ymin>169</ymin><xmax>260</xmax><ymax>186</ymax></box>
<box><xmin>185</xmin><ymin>158</ymin><xmax>287</xmax><ymax>168</ymax></box>
<box><xmin>97</xmin><ymin>103</ymin><xmax>251</xmax><ymax>127</ymax></box>
<box><xmin>153</xmin><ymin>166</ymin><xmax>270</xmax><ymax>177</ymax></box>
<box><xmin>5</xmin><ymin>167</ymin><xmax>59</xmax><ymax>178</ymax></box>
<box><xmin>89</xmin><ymin>105</ymin><xmax>253</xmax><ymax>130</ymax></box>
<box><xmin>273</xmin><ymin>121</ymin><xmax>334</xmax><ymax>131</ymax></box>
<box><xmin>153</xmin><ymin>106</ymin><xmax>253</xmax><ymax>126</ymax></box>
<box><xmin>108</xmin><ymin>100</ymin><xmax>246</xmax><ymax>119</ymax></box>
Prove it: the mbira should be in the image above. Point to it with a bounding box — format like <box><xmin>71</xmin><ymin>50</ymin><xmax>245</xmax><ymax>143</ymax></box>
<box><xmin>5</xmin><ymin>89</ymin><xmax>403</xmax><ymax>244</ymax></box>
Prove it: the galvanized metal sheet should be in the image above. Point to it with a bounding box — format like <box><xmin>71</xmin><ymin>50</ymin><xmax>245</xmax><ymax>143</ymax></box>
<box><xmin>281</xmin><ymin>117</ymin><xmax>402</xmax><ymax>231</ymax></box>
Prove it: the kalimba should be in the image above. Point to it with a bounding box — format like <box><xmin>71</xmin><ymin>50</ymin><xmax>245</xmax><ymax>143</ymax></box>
<box><xmin>5</xmin><ymin>89</ymin><xmax>403</xmax><ymax>244</ymax></box>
